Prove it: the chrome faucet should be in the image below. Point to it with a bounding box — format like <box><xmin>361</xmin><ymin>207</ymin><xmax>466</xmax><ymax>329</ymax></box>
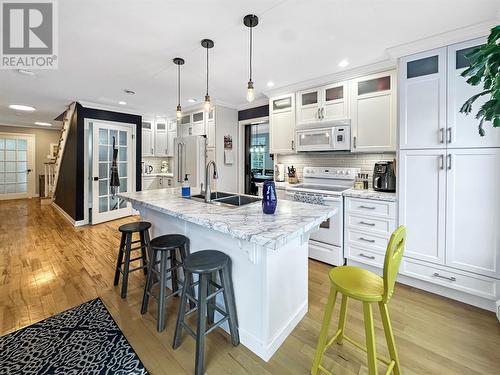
<box><xmin>204</xmin><ymin>160</ymin><xmax>218</xmax><ymax>203</ymax></box>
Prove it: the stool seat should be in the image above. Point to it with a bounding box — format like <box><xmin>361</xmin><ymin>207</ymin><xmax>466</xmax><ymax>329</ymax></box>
<box><xmin>329</xmin><ymin>266</ymin><xmax>384</xmax><ymax>302</ymax></box>
<box><xmin>184</xmin><ymin>250</ymin><xmax>228</xmax><ymax>273</ymax></box>
<box><xmin>150</xmin><ymin>234</ymin><xmax>188</xmax><ymax>250</ymax></box>
<box><xmin>119</xmin><ymin>221</ymin><xmax>151</xmax><ymax>233</ymax></box>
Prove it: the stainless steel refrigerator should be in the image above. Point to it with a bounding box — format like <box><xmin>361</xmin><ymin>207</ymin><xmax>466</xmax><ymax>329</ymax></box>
<box><xmin>174</xmin><ymin>135</ymin><xmax>206</xmax><ymax>188</ymax></box>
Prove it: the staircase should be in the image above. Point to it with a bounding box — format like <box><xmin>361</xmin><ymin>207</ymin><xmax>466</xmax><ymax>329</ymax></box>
<box><xmin>41</xmin><ymin>102</ymin><xmax>76</xmax><ymax>204</ymax></box>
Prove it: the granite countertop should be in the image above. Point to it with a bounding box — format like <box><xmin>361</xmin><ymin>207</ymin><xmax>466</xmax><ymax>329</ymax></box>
<box><xmin>119</xmin><ymin>188</ymin><xmax>336</xmax><ymax>250</ymax></box>
<box><xmin>343</xmin><ymin>188</ymin><xmax>397</xmax><ymax>202</ymax></box>
<box><xmin>142</xmin><ymin>172</ymin><xmax>174</xmax><ymax>178</ymax></box>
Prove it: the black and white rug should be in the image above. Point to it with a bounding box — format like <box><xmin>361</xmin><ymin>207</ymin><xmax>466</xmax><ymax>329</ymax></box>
<box><xmin>0</xmin><ymin>298</ymin><xmax>149</xmax><ymax>375</ymax></box>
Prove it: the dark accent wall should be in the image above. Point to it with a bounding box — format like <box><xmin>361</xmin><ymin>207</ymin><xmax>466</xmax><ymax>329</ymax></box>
<box><xmin>55</xmin><ymin>103</ymin><xmax>142</xmax><ymax>222</ymax></box>
<box><xmin>54</xmin><ymin>106</ymin><xmax>78</xmax><ymax>219</ymax></box>
<box><xmin>238</xmin><ymin>104</ymin><xmax>269</xmax><ymax>121</ymax></box>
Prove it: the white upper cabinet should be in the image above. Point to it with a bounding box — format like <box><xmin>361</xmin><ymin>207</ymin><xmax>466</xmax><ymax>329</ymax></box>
<box><xmin>191</xmin><ymin>110</ymin><xmax>205</xmax><ymax>136</ymax></box>
<box><xmin>399</xmin><ymin>149</ymin><xmax>447</xmax><ymax>264</ymax></box>
<box><xmin>206</xmin><ymin>108</ymin><xmax>215</xmax><ymax>149</ymax></box>
<box><xmin>447</xmin><ymin>38</ymin><xmax>500</xmax><ymax>148</ymax></box>
<box><xmin>296</xmin><ymin>82</ymin><xmax>348</xmax><ymax>125</ymax></box>
<box><xmin>400</xmin><ymin>48</ymin><xmax>447</xmax><ymax>149</ymax></box>
<box><xmin>270</xmin><ymin>94</ymin><xmax>296</xmax><ymax>154</ymax></box>
<box><xmin>179</xmin><ymin>114</ymin><xmax>191</xmax><ymax>137</ymax></box>
<box><xmin>141</xmin><ymin>120</ymin><xmax>154</xmax><ymax>157</ymax></box>
<box><xmin>350</xmin><ymin>71</ymin><xmax>396</xmax><ymax>153</ymax></box>
<box><xmin>166</xmin><ymin>121</ymin><xmax>177</xmax><ymax>157</ymax></box>
<box><xmin>445</xmin><ymin>148</ymin><xmax>500</xmax><ymax>278</ymax></box>
<box><xmin>154</xmin><ymin>120</ymin><xmax>168</xmax><ymax>157</ymax></box>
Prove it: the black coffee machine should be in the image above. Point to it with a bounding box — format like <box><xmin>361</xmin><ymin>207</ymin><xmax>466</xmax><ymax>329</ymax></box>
<box><xmin>373</xmin><ymin>161</ymin><xmax>396</xmax><ymax>192</ymax></box>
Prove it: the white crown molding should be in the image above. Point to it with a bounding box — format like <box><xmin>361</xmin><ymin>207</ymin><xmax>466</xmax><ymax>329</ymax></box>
<box><xmin>0</xmin><ymin>122</ymin><xmax>61</xmax><ymax>130</ymax></box>
<box><xmin>263</xmin><ymin>59</ymin><xmax>396</xmax><ymax>98</ymax></box>
<box><xmin>386</xmin><ymin>19</ymin><xmax>499</xmax><ymax>59</ymax></box>
<box><xmin>77</xmin><ymin>100</ymin><xmax>142</xmax><ymax>117</ymax></box>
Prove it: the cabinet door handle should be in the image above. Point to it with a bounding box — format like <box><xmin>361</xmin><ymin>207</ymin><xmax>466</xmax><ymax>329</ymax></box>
<box><xmin>447</xmin><ymin>127</ymin><xmax>452</xmax><ymax>143</ymax></box>
<box><xmin>316</xmin><ymin>108</ymin><xmax>320</xmax><ymax>119</ymax></box>
<box><xmin>439</xmin><ymin>128</ymin><xmax>445</xmax><ymax>144</ymax></box>
<box><xmin>321</xmin><ymin>107</ymin><xmax>324</xmax><ymax>119</ymax></box>
<box><xmin>447</xmin><ymin>154</ymin><xmax>452</xmax><ymax>170</ymax></box>
<box><xmin>439</xmin><ymin>154</ymin><xmax>444</xmax><ymax>170</ymax></box>
<box><xmin>291</xmin><ymin>140</ymin><xmax>295</xmax><ymax>150</ymax></box>
<box><xmin>151</xmin><ymin>148</ymin><xmax>154</xmax><ymax>154</ymax></box>
<box><xmin>359</xmin><ymin>253</ymin><xmax>375</xmax><ymax>260</ymax></box>
<box><xmin>353</xmin><ymin>136</ymin><xmax>357</xmax><ymax>149</ymax></box>
<box><xmin>359</xmin><ymin>221</ymin><xmax>376</xmax><ymax>226</ymax></box>
<box><xmin>359</xmin><ymin>237</ymin><xmax>376</xmax><ymax>243</ymax></box>
<box><xmin>359</xmin><ymin>205</ymin><xmax>376</xmax><ymax>210</ymax></box>
<box><xmin>433</xmin><ymin>272</ymin><xmax>456</xmax><ymax>282</ymax></box>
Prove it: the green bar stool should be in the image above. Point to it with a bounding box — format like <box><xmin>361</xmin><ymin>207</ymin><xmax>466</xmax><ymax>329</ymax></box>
<box><xmin>311</xmin><ymin>226</ymin><xmax>407</xmax><ymax>375</ymax></box>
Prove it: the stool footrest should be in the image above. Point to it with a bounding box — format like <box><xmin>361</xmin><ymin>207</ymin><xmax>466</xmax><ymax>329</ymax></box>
<box><xmin>181</xmin><ymin>321</ymin><xmax>197</xmax><ymax>339</ymax></box>
<box><xmin>205</xmin><ymin>315</ymin><xmax>229</xmax><ymax>336</ymax></box>
<box><xmin>206</xmin><ymin>288</ymin><xmax>224</xmax><ymax>301</ymax></box>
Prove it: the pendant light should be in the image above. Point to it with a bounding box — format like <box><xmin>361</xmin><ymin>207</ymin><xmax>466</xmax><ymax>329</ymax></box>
<box><xmin>173</xmin><ymin>57</ymin><xmax>185</xmax><ymax>119</ymax></box>
<box><xmin>201</xmin><ymin>39</ymin><xmax>214</xmax><ymax>111</ymax></box>
<box><xmin>244</xmin><ymin>14</ymin><xmax>259</xmax><ymax>102</ymax></box>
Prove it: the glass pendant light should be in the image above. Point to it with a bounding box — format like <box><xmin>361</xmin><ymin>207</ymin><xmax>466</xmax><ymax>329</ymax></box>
<box><xmin>244</xmin><ymin>14</ymin><xmax>259</xmax><ymax>102</ymax></box>
<box><xmin>201</xmin><ymin>39</ymin><xmax>214</xmax><ymax>111</ymax></box>
<box><xmin>173</xmin><ymin>57</ymin><xmax>185</xmax><ymax>119</ymax></box>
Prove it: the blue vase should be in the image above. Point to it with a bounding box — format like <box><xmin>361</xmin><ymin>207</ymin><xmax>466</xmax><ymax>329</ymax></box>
<box><xmin>262</xmin><ymin>181</ymin><xmax>277</xmax><ymax>214</ymax></box>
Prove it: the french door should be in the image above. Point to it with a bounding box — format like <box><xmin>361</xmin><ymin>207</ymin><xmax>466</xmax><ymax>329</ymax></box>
<box><xmin>92</xmin><ymin>122</ymin><xmax>134</xmax><ymax>224</ymax></box>
<box><xmin>0</xmin><ymin>133</ymin><xmax>35</xmax><ymax>200</ymax></box>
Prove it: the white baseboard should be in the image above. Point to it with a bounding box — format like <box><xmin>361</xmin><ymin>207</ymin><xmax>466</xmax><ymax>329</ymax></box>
<box><xmin>52</xmin><ymin>202</ymin><xmax>87</xmax><ymax>227</ymax></box>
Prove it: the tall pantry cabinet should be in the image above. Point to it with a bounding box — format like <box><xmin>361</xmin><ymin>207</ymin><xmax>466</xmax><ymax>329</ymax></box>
<box><xmin>398</xmin><ymin>37</ymin><xmax>500</xmax><ymax>311</ymax></box>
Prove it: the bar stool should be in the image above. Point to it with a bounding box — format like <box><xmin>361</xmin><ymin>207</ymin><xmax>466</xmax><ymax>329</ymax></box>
<box><xmin>113</xmin><ymin>221</ymin><xmax>151</xmax><ymax>299</ymax></box>
<box><xmin>311</xmin><ymin>226</ymin><xmax>407</xmax><ymax>375</ymax></box>
<box><xmin>173</xmin><ymin>250</ymin><xmax>239</xmax><ymax>375</ymax></box>
<box><xmin>141</xmin><ymin>234</ymin><xmax>193</xmax><ymax>332</ymax></box>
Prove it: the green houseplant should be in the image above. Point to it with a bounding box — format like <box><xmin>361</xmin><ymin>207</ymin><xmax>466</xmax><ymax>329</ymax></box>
<box><xmin>460</xmin><ymin>25</ymin><xmax>500</xmax><ymax>136</ymax></box>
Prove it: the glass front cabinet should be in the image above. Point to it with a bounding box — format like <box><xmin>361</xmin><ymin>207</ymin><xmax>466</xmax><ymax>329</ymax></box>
<box><xmin>296</xmin><ymin>81</ymin><xmax>348</xmax><ymax>125</ymax></box>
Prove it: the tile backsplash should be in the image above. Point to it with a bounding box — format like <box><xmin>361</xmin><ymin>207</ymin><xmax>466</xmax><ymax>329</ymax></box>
<box><xmin>142</xmin><ymin>156</ymin><xmax>172</xmax><ymax>173</ymax></box>
<box><xmin>276</xmin><ymin>152</ymin><xmax>396</xmax><ymax>188</ymax></box>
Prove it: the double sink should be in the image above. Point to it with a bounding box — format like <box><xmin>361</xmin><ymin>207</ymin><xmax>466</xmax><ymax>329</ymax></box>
<box><xmin>187</xmin><ymin>191</ymin><xmax>261</xmax><ymax>207</ymax></box>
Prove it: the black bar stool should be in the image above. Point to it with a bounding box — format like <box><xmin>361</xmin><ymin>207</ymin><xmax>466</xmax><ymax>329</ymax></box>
<box><xmin>141</xmin><ymin>234</ymin><xmax>193</xmax><ymax>332</ymax></box>
<box><xmin>173</xmin><ymin>250</ymin><xmax>239</xmax><ymax>375</ymax></box>
<box><xmin>114</xmin><ymin>221</ymin><xmax>151</xmax><ymax>298</ymax></box>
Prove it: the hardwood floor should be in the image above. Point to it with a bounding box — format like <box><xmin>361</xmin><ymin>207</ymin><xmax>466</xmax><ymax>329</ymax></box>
<box><xmin>1</xmin><ymin>199</ymin><xmax>499</xmax><ymax>374</ymax></box>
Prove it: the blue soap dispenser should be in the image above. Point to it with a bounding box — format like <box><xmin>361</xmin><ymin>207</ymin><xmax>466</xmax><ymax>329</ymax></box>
<box><xmin>181</xmin><ymin>174</ymin><xmax>191</xmax><ymax>197</ymax></box>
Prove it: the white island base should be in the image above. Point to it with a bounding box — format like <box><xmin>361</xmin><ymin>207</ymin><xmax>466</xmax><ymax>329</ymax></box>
<box><xmin>138</xmin><ymin>206</ymin><xmax>310</xmax><ymax>361</ymax></box>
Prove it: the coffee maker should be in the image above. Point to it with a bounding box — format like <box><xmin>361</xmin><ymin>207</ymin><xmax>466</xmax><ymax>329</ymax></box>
<box><xmin>372</xmin><ymin>161</ymin><xmax>396</xmax><ymax>192</ymax></box>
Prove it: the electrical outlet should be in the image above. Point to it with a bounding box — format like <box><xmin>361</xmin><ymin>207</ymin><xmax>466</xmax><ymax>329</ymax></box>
<box><xmin>496</xmin><ymin>300</ymin><xmax>500</xmax><ymax>322</ymax></box>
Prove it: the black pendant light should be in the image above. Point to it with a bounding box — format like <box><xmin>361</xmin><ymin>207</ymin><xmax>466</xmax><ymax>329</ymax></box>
<box><xmin>201</xmin><ymin>39</ymin><xmax>214</xmax><ymax>111</ymax></box>
<box><xmin>173</xmin><ymin>57</ymin><xmax>185</xmax><ymax>119</ymax></box>
<box><xmin>244</xmin><ymin>14</ymin><xmax>259</xmax><ymax>102</ymax></box>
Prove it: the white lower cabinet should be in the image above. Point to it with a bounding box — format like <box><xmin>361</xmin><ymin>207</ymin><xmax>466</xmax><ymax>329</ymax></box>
<box><xmin>399</xmin><ymin>147</ymin><xmax>500</xmax><ymax>310</ymax></box>
<box><xmin>142</xmin><ymin>176</ymin><xmax>157</xmax><ymax>190</ymax></box>
<box><xmin>344</xmin><ymin>197</ymin><xmax>397</xmax><ymax>267</ymax></box>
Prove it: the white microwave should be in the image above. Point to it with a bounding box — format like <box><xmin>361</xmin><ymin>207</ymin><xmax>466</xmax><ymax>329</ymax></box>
<box><xmin>295</xmin><ymin>123</ymin><xmax>351</xmax><ymax>152</ymax></box>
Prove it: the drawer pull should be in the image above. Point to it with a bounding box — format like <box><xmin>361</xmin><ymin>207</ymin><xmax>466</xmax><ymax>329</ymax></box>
<box><xmin>359</xmin><ymin>221</ymin><xmax>376</xmax><ymax>226</ymax></box>
<box><xmin>433</xmin><ymin>272</ymin><xmax>456</xmax><ymax>282</ymax></box>
<box><xmin>359</xmin><ymin>237</ymin><xmax>376</xmax><ymax>243</ymax></box>
<box><xmin>359</xmin><ymin>205</ymin><xmax>376</xmax><ymax>210</ymax></box>
<box><xmin>359</xmin><ymin>253</ymin><xmax>375</xmax><ymax>260</ymax></box>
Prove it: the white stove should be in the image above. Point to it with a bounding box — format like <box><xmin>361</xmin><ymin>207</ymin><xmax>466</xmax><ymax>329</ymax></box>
<box><xmin>285</xmin><ymin>167</ymin><xmax>360</xmax><ymax>266</ymax></box>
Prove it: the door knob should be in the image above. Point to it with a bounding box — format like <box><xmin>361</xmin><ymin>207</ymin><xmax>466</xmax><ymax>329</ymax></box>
<box><xmin>93</xmin><ymin>177</ymin><xmax>99</xmax><ymax>181</ymax></box>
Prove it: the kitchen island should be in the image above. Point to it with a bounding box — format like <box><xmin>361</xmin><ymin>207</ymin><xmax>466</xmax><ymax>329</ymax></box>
<box><xmin>119</xmin><ymin>188</ymin><xmax>336</xmax><ymax>361</ymax></box>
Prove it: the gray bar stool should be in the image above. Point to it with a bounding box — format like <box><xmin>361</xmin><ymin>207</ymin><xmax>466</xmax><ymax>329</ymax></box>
<box><xmin>141</xmin><ymin>234</ymin><xmax>194</xmax><ymax>332</ymax></box>
<box><xmin>114</xmin><ymin>221</ymin><xmax>151</xmax><ymax>298</ymax></box>
<box><xmin>173</xmin><ymin>250</ymin><xmax>239</xmax><ymax>375</ymax></box>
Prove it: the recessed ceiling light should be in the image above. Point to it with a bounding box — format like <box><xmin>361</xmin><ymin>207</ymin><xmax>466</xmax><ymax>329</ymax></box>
<box><xmin>266</xmin><ymin>81</ymin><xmax>275</xmax><ymax>88</ymax></box>
<box><xmin>35</xmin><ymin>122</ymin><xmax>52</xmax><ymax>126</ymax></box>
<box><xmin>187</xmin><ymin>98</ymin><xmax>197</xmax><ymax>103</ymax></box>
<box><xmin>9</xmin><ymin>104</ymin><xmax>36</xmax><ymax>111</ymax></box>
<box><xmin>338</xmin><ymin>59</ymin><xmax>349</xmax><ymax>68</ymax></box>
<box><xmin>123</xmin><ymin>89</ymin><xmax>135</xmax><ymax>95</ymax></box>
<box><xmin>18</xmin><ymin>69</ymin><xmax>35</xmax><ymax>76</ymax></box>
<box><xmin>118</xmin><ymin>101</ymin><xmax>127</xmax><ymax>105</ymax></box>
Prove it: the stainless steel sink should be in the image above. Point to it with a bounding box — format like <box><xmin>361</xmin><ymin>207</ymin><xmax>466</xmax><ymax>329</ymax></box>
<box><xmin>212</xmin><ymin>195</ymin><xmax>261</xmax><ymax>207</ymax></box>
<box><xmin>187</xmin><ymin>192</ymin><xmax>261</xmax><ymax>207</ymax></box>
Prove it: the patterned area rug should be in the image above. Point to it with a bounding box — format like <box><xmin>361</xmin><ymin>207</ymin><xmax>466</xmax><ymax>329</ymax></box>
<box><xmin>0</xmin><ymin>298</ymin><xmax>149</xmax><ymax>375</ymax></box>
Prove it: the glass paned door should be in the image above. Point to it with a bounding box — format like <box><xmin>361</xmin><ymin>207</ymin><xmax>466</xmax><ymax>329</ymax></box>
<box><xmin>0</xmin><ymin>133</ymin><xmax>35</xmax><ymax>200</ymax></box>
<box><xmin>92</xmin><ymin>122</ymin><xmax>133</xmax><ymax>224</ymax></box>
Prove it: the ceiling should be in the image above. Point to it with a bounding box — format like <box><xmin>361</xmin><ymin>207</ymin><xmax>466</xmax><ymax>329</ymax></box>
<box><xmin>0</xmin><ymin>0</ymin><xmax>499</xmax><ymax>128</ymax></box>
